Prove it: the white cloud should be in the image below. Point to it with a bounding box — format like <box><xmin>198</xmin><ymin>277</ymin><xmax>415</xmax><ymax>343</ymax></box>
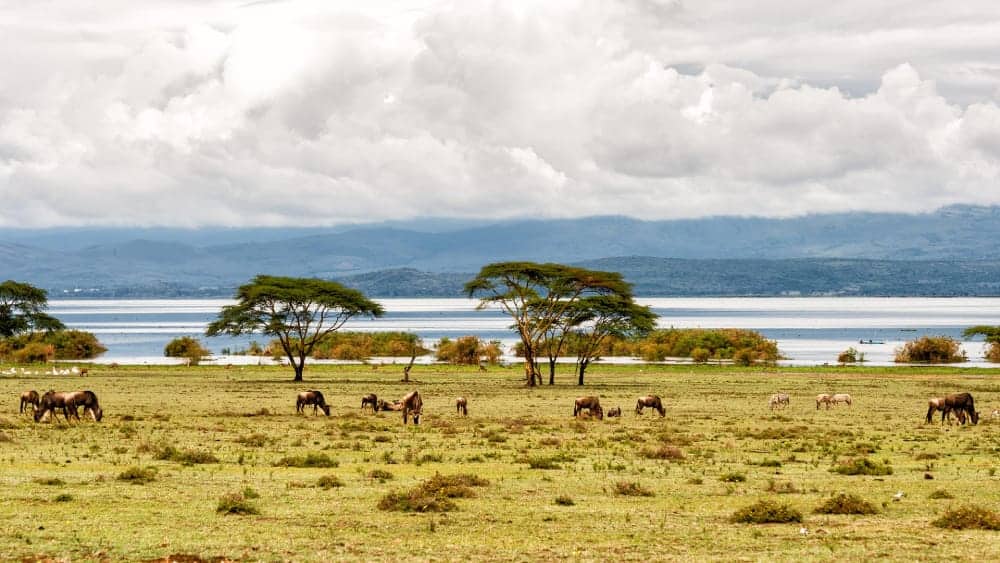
<box><xmin>0</xmin><ymin>0</ymin><xmax>999</xmax><ymax>227</ymax></box>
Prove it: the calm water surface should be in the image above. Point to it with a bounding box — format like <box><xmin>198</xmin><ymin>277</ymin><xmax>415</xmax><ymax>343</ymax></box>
<box><xmin>47</xmin><ymin>297</ymin><xmax>1000</xmax><ymax>366</ymax></box>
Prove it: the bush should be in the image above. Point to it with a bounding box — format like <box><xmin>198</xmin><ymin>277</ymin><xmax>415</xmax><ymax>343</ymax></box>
<box><xmin>117</xmin><ymin>466</ymin><xmax>157</xmax><ymax>484</ymax></box>
<box><xmin>310</xmin><ymin>331</ymin><xmax>429</xmax><ymax>360</ymax></box>
<box><xmin>377</xmin><ymin>473</ymin><xmax>489</xmax><ymax>513</ymax></box>
<box><xmin>367</xmin><ymin>469</ymin><xmax>394</xmax><ymax>481</ymax></box>
<box><xmin>830</xmin><ymin>458</ymin><xmax>892</xmax><ymax>476</ymax></box>
<box><xmin>317</xmin><ymin>475</ymin><xmax>344</xmax><ymax>489</ymax></box>
<box><xmin>932</xmin><ymin>505</ymin><xmax>1000</xmax><ymax>530</ymax></box>
<box><xmin>730</xmin><ymin>500</ymin><xmax>803</xmax><ymax>524</ymax></box>
<box><xmin>53</xmin><ymin>494</ymin><xmax>73</xmax><ymax>503</ymax></box>
<box><xmin>837</xmin><ymin>347</ymin><xmax>865</xmax><ymax>364</ymax></box>
<box><xmin>719</xmin><ymin>472</ymin><xmax>747</xmax><ymax>483</ymax></box>
<box><xmin>690</xmin><ymin>347</ymin><xmax>711</xmax><ymax>363</ymax></box>
<box><xmin>164</xmin><ymin>336</ymin><xmax>210</xmax><ymax>365</ymax></box>
<box><xmin>11</xmin><ymin>342</ymin><xmax>54</xmax><ymax>363</ymax></box>
<box><xmin>0</xmin><ymin>330</ymin><xmax>106</xmax><ymax>361</ymax></box>
<box><xmin>639</xmin><ymin>445</ymin><xmax>685</xmax><ymax>460</ymax></box>
<box><xmin>928</xmin><ymin>489</ymin><xmax>955</xmax><ymax>500</ymax></box>
<box><xmin>33</xmin><ymin>477</ymin><xmax>66</xmax><ymax>486</ymax></box>
<box><xmin>614</xmin><ymin>481</ymin><xmax>654</xmax><ymax>497</ymax></box>
<box><xmin>523</xmin><ymin>455</ymin><xmax>561</xmax><ymax>470</ymax></box>
<box><xmin>153</xmin><ymin>445</ymin><xmax>219</xmax><ymax>465</ymax></box>
<box><xmin>634</xmin><ymin>328</ymin><xmax>780</xmax><ymax>363</ymax></box>
<box><xmin>554</xmin><ymin>495</ymin><xmax>575</xmax><ymax>506</ymax></box>
<box><xmin>894</xmin><ymin>336</ymin><xmax>966</xmax><ymax>363</ymax></box>
<box><xmin>217</xmin><ymin>492</ymin><xmax>260</xmax><ymax>515</ymax></box>
<box><xmin>273</xmin><ymin>453</ymin><xmax>338</xmax><ymax>468</ymax></box>
<box><xmin>987</xmin><ymin>342</ymin><xmax>1000</xmax><ymax>363</ymax></box>
<box><xmin>435</xmin><ymin>336</ymin><xmax>502</xmax><ymax>365</ymax></box>
<box><xmin>814</xmin><ymin>493</ymin><xmax>878</xmax><ymax>515</ymax></box>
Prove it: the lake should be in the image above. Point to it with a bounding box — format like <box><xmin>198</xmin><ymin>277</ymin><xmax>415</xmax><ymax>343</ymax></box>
<box><xmin>47</xmin><ymin>297</ymin><xmax>999</xmax><ymax>366</ymax></box>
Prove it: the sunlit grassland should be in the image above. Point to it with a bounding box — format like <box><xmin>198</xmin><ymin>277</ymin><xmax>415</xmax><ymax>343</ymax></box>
<box><xmin>2</xmin><ymin>363</ymin><xmax>1000</xmax><ymax>561</ymax></box>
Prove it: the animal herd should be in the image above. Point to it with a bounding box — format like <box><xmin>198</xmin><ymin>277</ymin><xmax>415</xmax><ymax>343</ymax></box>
<box><xmin>16</xmin><ymin>385</ymin><xmax>988</xmax><ymax>427</ymax></box>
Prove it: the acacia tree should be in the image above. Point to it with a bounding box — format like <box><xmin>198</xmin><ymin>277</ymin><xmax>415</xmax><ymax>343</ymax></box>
<box><xmin>571</xmin><ymin>295</ymin><xmax>657</xmax><ymax>385</ymax></box>
<box><xmin>206</xmin><ymin>275</ymin><xmax>384</xmax><ymax>381</ymax></box>
<box><xmin>465</xmin><ymin>262</ymin><xmax>631</xmax><ymax>386</ymax></box>
<box><xmin>963</xmin><ymin>325</ymin><xmax>1000</xmax><ymax>362</ymax></box>
<box><xmin>0</xmin><ymin>280</ymin><xmax>64</xmax><ymax>338</ymax></box>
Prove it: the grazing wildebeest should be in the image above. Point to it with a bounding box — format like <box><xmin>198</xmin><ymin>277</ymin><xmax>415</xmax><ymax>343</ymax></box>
<box><xmin>19</xmin><ymin>390</ymin><xmax>39</xmax><ymax>414</ymax></box>
<box><xmin>943</xmin><ymin>392</ymin><xmax>979</xmax><ymax>425</ymax></box>
<box><xmin>65</xmin><ymin>390</ymin><xmax>102</xmax><ymax>422</ymax></box>
<box><xmin>574</xmin><ymin>396</ymin><xmax>604</xmax><ymax>420</ymax></box>
<box><xmin>456</xmin><ymin>397</ymin><xmax>468</xmax><ymax>416</ymax></box>
<box><xmin>377</xmin><ymin>399</ymin><xmax>401</xmax><ymax>412</ymax></box>
<box><xmin>606</xmin><ymin>406</ymin><xmax>622</xmax><ymax>417</ymax></box>
<box><xmin>635</xmin><ymin>395</ymin><xmax>665</xmax><ymax>416</ymax></box>
<box><xmin>926</xmin><ymin>397</ymin><xmax>948</xmax><ymax>423</ymax></box>
<box><xmin>361</xmin><ymin>393</ymin><xmax>378</xmax><ymax>413</ymax></box>
<box><xmin>768</xmin><ymin>392</ymin><xmax>790</xmax><ymax>410</ymax></box>
<box><xmin>815</xmin><ymin>393</ymin><xmax>832</xmax><ymax>409</ymax></box>
<box><xmin>296</xmin><ymin>390</ymin><xmax>330</xmax><ymax>416</ymax></box>
<box><xmin>34</xmin><ymin>390</ymin><xmax>73</xmax><ymax>423</ymax></box>
<box><xmin>830</xmin><ymin>393</ymin><xmax>852</xmax><ymax>407</ymax></box>
<box><xmin>401</xmin><ymin>390</ymin><xmax>423</xmax><ymax>424</ymax></box>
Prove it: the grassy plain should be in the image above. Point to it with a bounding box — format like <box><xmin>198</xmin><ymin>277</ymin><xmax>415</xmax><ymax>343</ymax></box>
<box><xmin>2</xmin><ymin>363</ymin><xmax>1000</xmax><ymax>561</ymax></box>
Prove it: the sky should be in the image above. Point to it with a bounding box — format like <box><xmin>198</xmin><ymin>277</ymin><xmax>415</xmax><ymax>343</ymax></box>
<box><xmin>1</xmin><ymin>0</ymin><xmax>1000</xmax><ymax>228</ymax></box>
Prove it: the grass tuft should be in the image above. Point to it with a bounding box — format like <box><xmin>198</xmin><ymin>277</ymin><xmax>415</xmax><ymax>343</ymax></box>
<box><xmin>273</xmin><ymin>453</ymin><xmax>338</xmax><ymax>468</ymax></box>
<box><xmin>814</xmin><ymin>493</ymin><xmax>879</xmax><ymax>515</ymax></box>
<box><xmin>367</xmin><ymin>469</ymin><xmax>394</xmax><ymax>481</ymax></box>
<box><xmin>217</xmin><ymin>492</ymin><xmax>260</xmax><ymax>516</ymax></box>
<box><xmin>153</xmin><ymin>445</ymin><xmax>219</xmax><ymax>465</ymax></box>
<box><xmin>730</xmin><ymin>499</ymin><xmax>803</xmax><ymax>524</ymax></box>
<box><xmin>719</xmin><ymin>472</ymin><xmax>746</xmax><ymax>483</ymax></box>
<box><xmin>640</xmin><ymin>445</ymin><xmax>685</xmax><ymax>460</ymax></box>
<box><xmin>554</xmin><ymin>495</ymin><xmax>575</xmax><ymax>506</ymax></box>
<box><xmin>317</xmin><ymin>475</ymin><xmax>344</xmax><ymax>489</ymax></box>
<box><xmin>33</xmin><ymin>477</ymin><xmax>66</xmax><ymax>486</ymax></box>
<box><xmin>116</xmin><ymin>466</ymin><xmax>157</xmax><ymax>484</ymax></box>
<box><xmin>928</xmin><ymin>489</ymin><xmax>954</xmax><ymax>500</ymax></box>
<box><xmin>830</xmin><ymin>458</ymin><xmax>892</xmax><ymax>476</ymax></box>
<box><xmin>614</xmin><ymin>481</ymin><xmax>654</xmax><ymax>497</ymax></box>
<box><xmin>932</xmin><ymin>505</ymin><xmax>1000</xmax><ymax>530</ymax></box>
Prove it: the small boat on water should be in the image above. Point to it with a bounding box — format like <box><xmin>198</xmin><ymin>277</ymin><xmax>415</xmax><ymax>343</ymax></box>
<box><xmin>858</xmin><ymin>339</ymin><xmax>885</xmax><ymax>345</ymax></box>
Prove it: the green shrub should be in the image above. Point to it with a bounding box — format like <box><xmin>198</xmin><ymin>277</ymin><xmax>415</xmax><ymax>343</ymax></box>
<box><xmin>310</xmin><ymin>331</ymin><xmax>428</xmax><ymax>360</ymax></box>
<box><xmin>367</xmin><ymin>469</ymin><xmax>394</xmax><ymax>481</ymax></box>
<box><xmin>830</xmin><ymin>458</ymin><xmax>892</xmax><ymax>476</ymax></box>
<box><xmin>814</xmin><ymin>493</ymin><xmax>878</xmax><ymax>515</ymax></box>
<box><xmin>273</xmin><ymin>453</ymin><xmax>338</xmax><ymax>468</ymax></box>
<box><xmin>217</xmin><ymin>492</ymin><xmax>260</xmax><ymax>515</ymax></box>
<box><xmin>419</xmin><ymin>473</ymin><xmax>489</xmax><ymax>498</ymax></box>
<box><xmin>838</xmin><ymin>347</ymin><xmax>865</xmax><ymax>364</ymax></box>
<box><xmin>377</xmin><ymin>490</ymin><xmax>456</xmax><ymax>513</ymax></box>
<box><xmin>164</xmin><ymin>336</ymin><xmax>210</xmax><ymax>365</ymax></box>
<box><xmin>894</xmin><ymin>336</ymin><xmax>966</xmax><ymax>363</ymax></box>
<box><xmin>691</xmin><ymin>347</ymin><xmax>710</xmax><ymax>363</ymax></box>
<box><xmin>154</xmin><ymin>446</ymin><xmax>218</xmax><ymax>465</ymax></box>
<box><xmin>730</xmin><ymin>500</ymin><xmax>803</xmax><ymax>524</ymax></box>
<box><xmin>435</xmin><ymin>336</ymin><xmax>502</xmax><ymax>365</ymax></box>
<box><xmin>11</xmin><ymin>342</ymin><xmax>54</xmax><ymax>363</ymax></box>
<box><xmin>719</xmin><ymin>472</ymin><xmax>746</xmax><ymax>483</ymax></box>
<box><xmin>0</xmin><ymin>330</ymin><xmax>106</xmax><ymax>361</ymax></box>
<box><xmin>117</xmin><ymin>466</ymin><xmax>157</xmax><ymax>484</ymax></box>
<box><xmin>523</xmin><ymin>455</ymin><xmax>561</xmax><ymax>470</ymax></box>
<box><xmin>932</xmin><ymin>505</ymin><xmax>1000</xmax><ymax>530</ymax></box>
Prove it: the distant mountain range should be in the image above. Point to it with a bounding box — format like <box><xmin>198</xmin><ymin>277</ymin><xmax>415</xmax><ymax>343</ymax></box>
<box><xmin>2</xmin><ymin>205</ymin><xmax>999</xmax><ymax>297</ymax></box>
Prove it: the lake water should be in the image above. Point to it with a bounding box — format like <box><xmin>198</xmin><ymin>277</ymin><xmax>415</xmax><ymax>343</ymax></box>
<box><xmin>46</xmin><ymin>297</ymin><xmax>999</xmax><ymax>366</ymax></box>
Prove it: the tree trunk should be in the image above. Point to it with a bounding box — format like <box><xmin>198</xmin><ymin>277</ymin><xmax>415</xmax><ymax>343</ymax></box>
<box><xmin>577</xmin><ymin>360</ymin><xmax>589</xmax><ymax>386</ymax></box>
<box><xmin>522</xmin><ymin>346</ymin><xmax>537</xmax><ymax>387</ymax></box>
<box><xmin>293</xmin><ymin>362</ymin><xmax>304</xmax><ymax>382</ymax></box>
<box><xmin>548</xmin><ymin>358</ymin><xmax>557</xmax><ymax>385</ymax></box>
<box><xmin>402</xmin><ymin>347</ymin><xmax>416</xmax><ymax>382</ymax></box>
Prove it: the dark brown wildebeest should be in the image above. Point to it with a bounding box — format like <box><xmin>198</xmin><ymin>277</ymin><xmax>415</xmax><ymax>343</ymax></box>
<box><xmin>34</xmin><ymin>390</ymin><xmax>73</xmax><ymax>423</ymax></box>
<box><xmin>401</xmin><ymin>390</ymin><xmax>423</xmax><ymax>424</ymax></box>
<box><xmin>943</xmin><ymin>392</ymin><xmax>979</xmax><ymax>425</ymax></box>
<box><xmin>456</xmin><ymin>397</ymin><xmax>468</xmax><ymax>416</ymax></box>
<box><xmin>64</xmin><ymin>390</ymin><xmax>103</xmax><ymax>422</ymax></box>
<box><xmin>606</xmin><ymin>406</ymin><xmax>622</xmax><ymax>417</ymax></box>
<box><xmin>635</xmin><ymin>395</ymin><xmax>665</xmax><ymax>416</ymax></box>
<box><xmin>574</xmin><ymin>396</ymin><xmax>603</xmax><ymax>420</ymax></box>
<box><xmin>19</xmin><ymin>390</ymin><xmax>39</xmax><ymax>414</ymax></box>
<box><xmin>361</xmin><ymin>393</ymin><xmax>378</xmax><ymax>413</ymax></box>
<box><xmin>296</xmin><ymin>390</ymin><xmax>330</xmax><ymax>416</ymax></box>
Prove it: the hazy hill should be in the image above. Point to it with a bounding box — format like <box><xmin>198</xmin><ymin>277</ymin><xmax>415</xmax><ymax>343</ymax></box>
<box><xmin>1</xmin><ymin>205</ymin><xmax>999</xmax><ymax>296</ymax></box>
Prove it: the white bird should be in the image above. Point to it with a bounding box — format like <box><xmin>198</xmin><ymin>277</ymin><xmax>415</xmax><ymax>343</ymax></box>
<box><xmin>892</xmin><ymin>491</ymin><xmax>905</xmax><ymax>501</ymax></box>
<box><xmin>799</xmin><ymin>527</ymin><xmax>809</xmax><ymax>536</ymax></box>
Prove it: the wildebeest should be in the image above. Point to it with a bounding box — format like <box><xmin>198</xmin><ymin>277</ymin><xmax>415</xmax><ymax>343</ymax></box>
<box><xmin>574</xmin><ymin>396</ymin><xmax>604</xmax><ymax>420</ymax></box>
<box><xmin>606</xmin><ymin>406</ymin><xmax>622</xmax><ymax>417</ymax></box>
<box><xmin>456</xmin><ymin>396</ymin><xmax>468</xmax><ymax>416</ymax></box>
<box><xmin>296</xmin><ymin>390</ymin><xmax>330</xmax><ymax>416</ymax></box>
<box><xmin>926</xmin><ymin>397</ymin><xmax>948</xmax><ymax>423</ymax></box>
<box><xmin>830</xmin><ymin>393</ymin><xmax>852</xmax><ymax>407</ymax></box>
<box><xmin>769</xmin><ymin>392</ymin><xmax>790</xmax><ymax>410</ymax></box>
<box><xmin>635</xmin><ymin>395</ymin><xmax>665</xmax><ymax>416</ymax></box>
<box><xmin>377</xmin><ymin>399</ymin><xmax>402</xmax><ymax>412</ymax></box>
<box><xmin>401</xmin><ymin>390</ymin><xmax>423</xmax><ymax>424</ymax></box>
<box><xmin>64</xmin><ymin>390</ymin><xmax>102</xmax><ymax>422</ymax></box>
<box><xmin>34</xmin><ymin>391</ymin><xmax>73</xmax><ymax>423</ymax></box>
<box><xmin>943</xmin><ymin>392</ymin><xmax>979</xmax><ymax>425</ymax></box>
<box><xmin>816</xmin><ymin>393</ymin><xmax>832</xmax><ymax>409</ymax></box>
<box><xmin>19</xmin><ymin>390</ymin><xmax>39</xmax><ymax>414</ymax></box>
<box><xmin>361</xmin><ymin>393</ymin><xmax>378</xmax><ymax>413</ymax></box>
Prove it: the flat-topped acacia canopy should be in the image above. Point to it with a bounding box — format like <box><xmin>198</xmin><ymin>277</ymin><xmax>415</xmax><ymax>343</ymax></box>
<box><xmin>207</xmin><ymin>275</ymin><xmax>383</xmax><ymax>381</ymax></box>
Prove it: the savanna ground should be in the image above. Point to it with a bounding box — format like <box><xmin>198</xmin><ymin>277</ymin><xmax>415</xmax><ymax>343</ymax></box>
<box><xmin>2</xmin><ymin>363</ymin><xmax>1000</xmax><ymax>562</ymax></box>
